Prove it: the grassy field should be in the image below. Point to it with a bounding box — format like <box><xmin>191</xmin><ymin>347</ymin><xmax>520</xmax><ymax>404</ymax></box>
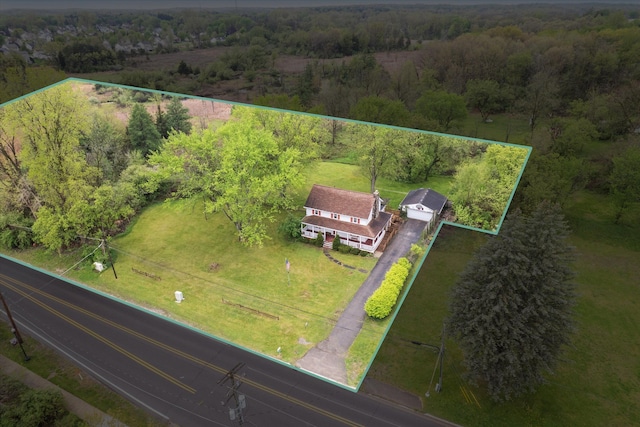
<box><xmin>1</xmin><ymin>162</ymin><xmax>450</xmax><ymax>374</ymax></box>
<box><xmin>457</xmin><ymin>112</ymin><xmax>533</xmax><ymax>146</ymax></box>
<box><xmin>66</xmin><ymin>197</ymin><xmax>376</xmax><ymax>364</ymax></box>
<box><xmin>366</xmin><ymin>189</ymin><xmax>640</xmax><ymax>426</ymax></box>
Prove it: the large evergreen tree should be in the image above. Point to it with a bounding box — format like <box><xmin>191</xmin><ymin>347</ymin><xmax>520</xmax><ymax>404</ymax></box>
<box><xmin>448</xmin><ymin>202</ymin><xmax>576</xmax><ymax>401</ymax></box>
<box><xmin>165</xmin><ymin>97</ymin><xmax>192</xmax><ymax>136</ymax></box>
<box><xmin>127</xmin><ymin>103</ymin><xmax>162</xmax><ymax>157</ymax></box>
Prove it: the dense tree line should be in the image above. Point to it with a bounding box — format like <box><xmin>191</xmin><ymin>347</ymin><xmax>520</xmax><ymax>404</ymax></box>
<box><xmin>150</xmin><ymin>106</ymin><xmax>325</xmax><ymax>245</ymax></box>
<box><xmin>0</xmin><ymin>83</ymin><xmax>193</xmax><ymax>253</ymax></box>
<box><xmin>1</xmin><ymin>4</ymin><xmax>639</xmax><ymax>404</ymax></box>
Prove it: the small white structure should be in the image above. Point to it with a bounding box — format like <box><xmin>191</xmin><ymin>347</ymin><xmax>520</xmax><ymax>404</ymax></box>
<box><xmin>174</xmin><ymin>291</ymin><xmax>184</xmax><ymax>303</ymax></box>
<box><xmin>92</xmin><ymin>262</ymin><xmax>106</xmax><ymax>272</ymax></box>
<box><xmin>399</xmin><ymin>188</ymin><xmax>448</xmax><ymax>223</ymax></box>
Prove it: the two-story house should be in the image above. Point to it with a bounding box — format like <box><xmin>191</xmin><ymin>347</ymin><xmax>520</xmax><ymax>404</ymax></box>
<box><xmin>300</xmin><ymin>184</ymin><xmax>393</xmax><ymax>253</ymax></box>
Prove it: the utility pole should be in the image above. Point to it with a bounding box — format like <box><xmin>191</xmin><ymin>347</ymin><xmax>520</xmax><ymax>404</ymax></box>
<box><xmin>419</xmin><ymin>321</ymin><xmax>445</xmax><ymax>397</ymax></box>
<box><xmin>436</xmin><ymin>322</ymin><xmax>445</xmax><ymax>393</ymax></box>
<box><xmin>0</xmin><ymin>292</ymin><xmax>30</xmax><ymax>361</ymax></box>
<box><xmin>218</xmin><ymin>362</ymin><xmax>247</xmax><ymax>424</ymax></box>
<box><xmin>101</xmin><ymin>238</ymin><xmax>117</xmax><ymax>279</ymax></box>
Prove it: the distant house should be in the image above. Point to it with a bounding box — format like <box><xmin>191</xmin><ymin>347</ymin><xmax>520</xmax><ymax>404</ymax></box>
<box><xmin>399</xmin><ymin>188</ymin><xmax>447</xmax><ymax>224</ymax></box>
<box><xmin>300</xmin><ymin>185</ymin><xmax>393</xmax><ymax>253</ymax></box>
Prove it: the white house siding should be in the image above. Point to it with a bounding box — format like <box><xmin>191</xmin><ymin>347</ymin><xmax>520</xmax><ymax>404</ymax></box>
<box><xmin>300</xmin><ymin>223</ymin><xmax>387</xmax><ymax>253</ymax></box>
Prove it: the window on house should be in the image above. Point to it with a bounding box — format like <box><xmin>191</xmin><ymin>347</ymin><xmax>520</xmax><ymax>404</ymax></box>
<box><xmin>351</xmin><ymin>217</ymin><xmax>360</xmax><ymax>224</ymax></box>
<box><xmin>312</xmin><ymin>209</ymin><xmax>320</xmax><ymax>215</ymax></box>
<box><xmin>332</xmin><ymin>213</ymin><xmax>340</xmax><ymax>220</ymax></box>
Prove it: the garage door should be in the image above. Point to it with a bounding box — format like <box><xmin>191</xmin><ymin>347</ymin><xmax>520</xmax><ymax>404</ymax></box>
<box><xmin>407</xmin><ymin>208</ymin><xmax>433</xmax><ymax>222</ymax></box>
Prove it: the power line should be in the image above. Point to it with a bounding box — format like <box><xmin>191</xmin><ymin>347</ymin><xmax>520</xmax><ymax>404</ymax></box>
<box><xmin>218</xmin><ymin>362</ymin><xmax>246</xmax><ymax>424</ymax></box>
<box><xmin>108</xmin><ymin>244</ymin><xmax>386</xmax><ymax>335</ymax></box>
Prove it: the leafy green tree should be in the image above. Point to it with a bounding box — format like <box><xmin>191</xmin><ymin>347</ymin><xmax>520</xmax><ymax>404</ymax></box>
<box><xmin>519</xmin><ymin>71</ymin><xmax>560</xmax><ymax>133</ymax></box>
<box><xmin>0</xmin><ymin>108</ymin><xmax>40</xmax><ymax>217</ymax></box>
<box><xmin>296</xmin><ymin>63</ymin><xmax>319</xmax><ymax>108</ymax></box>
<box><xmin>81</xmin><ymin>113</ymin><xmax>128</xmax><ymax>184</ymax></box>
<box><xmin>390</xmin><ymin>134</ymin><xmax>470</xmax><ymax>183</ymax></box>
<box><xmin>233</xmin><ymin>106</ymin><xmax>324</xmax><ymax>164</ymax></box>
<box><xmin>6</xmin><ymin>84</ymin><xmax>138</xmax><ymax>252</ymax></box>
<box><xmin>516</xmin><ymin>152</ymin><xmax>587</xmax><ymax>212</ymax></box>
<box><xmin>349</xmin><ymin>96</ymin><xmax>411</xmax><ymax>127</ymax></box>
<box><xmin>152</xmin><ymin>118</ymin><xmax>304</xmax><ymax>246</ymax></box>
<box><xmin>9</xmin><ymin>84</ymin><xmax>97</xmax><ymax>212</ymax></box>
<box><xmin>337</xmin><ymin>53</ymin><xmax>389</xmax><ymax>96</ymax></box>
<box><xmin>57</xmin><ymin>41</ymin><xmax>117</xmax><ymax>73</ymax></box>
<box><xmin>316</xmin><ymin>82</ymin><xmax>352</xmax><ymax>145</ymax></box>
<box><xmin>391</xmin><ymin>60</ymin><xmax>420</xmax><ymax>109</ymax></box>
<box><xmin>127</xmin><ymin>103</ymin><xmax>162</xmax><ymax>156</ymax></box>
<box><xmin>68</xmin><ymin>183</ymin><xmax>137</xmax><ymax>240</ymax></box>
<box><xmin>351</xmin><ymin>124</ymin><xmax>401</xmax><ymax>193</ymax></box>
<box><xmin>149</xmin><ymin>128</ymin><xmax>219</xmax><ymax>203</ymax></box>
<box><xmin>609</xmin><ymin>147</ymin><xmax>640</xmax><ymax>224</ymax></box>
<box><xmin>253</xmin><ymin>94</ymin><xmax>304</xmax><ymax>112</ymax></box>
<box><xmin>465</xmin><ymin>79</ymin><xmax>507</xmax><ymax>122</ymax></box>
<box><xmin>209</xmin><ymin>119</ymin><xmax>304</xmax><ymax>245</ymax></box>
<box><xmin>0</xmin><ymin>211</ymin><xmax>34</xmax><ymax>249</ymax></box>
<box><xmin>0</xmin><ymin>53</ymin><xmax>67</xmax><ymax>104</ymax></box>
<box><xmin>278</xmin><ymin>214</ymin><xmax>302</xmax><ymax>241</ymax></box>
<box><xmin>415</xmin><ymin>90</ymin><xmax>468</xmax><ymax>132</ymax></box>
<box><xmin>449</xmin><ymin>203</ymin><xmax>576</xmax><ymax>402</ymax></box>
<box><xmin>548</xmin><ymin>118</ymin><xmax>598</xmax><ymax>157</ymax></box>
<box><xmin>1</xmin><ymin>388</ymin><xmax>67</xmax><ymax>427</ymax></box>
<box><xmin>449</xmin><ymin>144</ymin><xmax>527</xmax><ymax>230</ymax></box>
<box><xmin>570</xmin><ymin>92</ymin><xmax>633</xmax><ymax>140</ymax></box>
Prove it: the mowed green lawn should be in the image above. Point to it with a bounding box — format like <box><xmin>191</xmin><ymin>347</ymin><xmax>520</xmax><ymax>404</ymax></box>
<box><xmin>49</xmin><ymin>161</ymin><xmax>449</xmax><ymax>368</ymax></box>
<box><xmin>72</xmin><ymin>197</ymin><xmax>374</xmax><ymax>364</ymax></box>
<box><xmin>367</xmin><ymin>189</ymin><xmax>640</xmax><ymax>426</ymax></box>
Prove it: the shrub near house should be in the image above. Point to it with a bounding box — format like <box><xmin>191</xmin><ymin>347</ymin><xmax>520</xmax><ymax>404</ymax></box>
<box><xmin>364</xmin><ymin>257</ymin><xmax>412</xmax><ymax>319</ymax></box>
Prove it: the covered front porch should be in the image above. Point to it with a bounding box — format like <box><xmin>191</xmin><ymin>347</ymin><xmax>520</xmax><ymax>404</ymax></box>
<box><xmin>301</xmin><ymin>224</ymin><xmax>380</xmax><ymax>253</ymax></box>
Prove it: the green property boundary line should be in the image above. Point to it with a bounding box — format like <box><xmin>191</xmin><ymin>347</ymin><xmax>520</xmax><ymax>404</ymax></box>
<box><xmin>0</xmin><ymin>77</ymin><xmax>533</xmax><ymax>394</ymax></box>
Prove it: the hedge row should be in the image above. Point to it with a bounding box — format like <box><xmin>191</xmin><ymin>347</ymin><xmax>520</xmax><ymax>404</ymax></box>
<box><xmin>364</xmin><ymin>257</ymin><xmax>412</xmax><ymax>319</ymax></box>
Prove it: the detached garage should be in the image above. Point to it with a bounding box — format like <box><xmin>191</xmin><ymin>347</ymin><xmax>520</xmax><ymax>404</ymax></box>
<box><xmin>399</xmin><ymin>188</ymin><xmax>448</xmax><ymax>223</ymax></box>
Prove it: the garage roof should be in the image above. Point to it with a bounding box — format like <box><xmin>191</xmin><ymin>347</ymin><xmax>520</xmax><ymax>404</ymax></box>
<box><xmin>400</xmin><ymin>188</ymin><xmax>447</xmax><ymax>214</ymax></box>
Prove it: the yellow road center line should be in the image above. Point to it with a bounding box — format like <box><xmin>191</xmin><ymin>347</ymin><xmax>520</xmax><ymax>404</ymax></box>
<box><xmin>1</xmin><ymin>278</ymin><xmax>195</xmax><ymax>393</ymax></box>
<box><xmin>0</xmin><ymin>273</ymin><xmax>363</xmax><ymax>426</ymax></box>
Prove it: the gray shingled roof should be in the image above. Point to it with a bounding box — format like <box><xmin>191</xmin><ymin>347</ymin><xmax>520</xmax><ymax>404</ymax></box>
<box><xmin>400</xmin><ymin>188</ymin><xmax>447</xmax><ymax>214</ymax></box>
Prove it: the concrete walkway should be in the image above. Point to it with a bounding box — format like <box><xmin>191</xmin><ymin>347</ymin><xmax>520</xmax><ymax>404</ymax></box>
<box><xmin>0</xmin><ymin>355</ymin><xmax>126</xmax><ymax>427</ymax></box>
<box><xmin>296</xmin><ymin>219</ymin><xmax>427</xmax><ymax>385</ymax></box>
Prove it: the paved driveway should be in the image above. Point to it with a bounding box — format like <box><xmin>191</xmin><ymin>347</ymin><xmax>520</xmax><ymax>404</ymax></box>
<box><xmin>296</xmin><ymin>219</ymin><xmax>427</xmax><ymax>385</ymax></box>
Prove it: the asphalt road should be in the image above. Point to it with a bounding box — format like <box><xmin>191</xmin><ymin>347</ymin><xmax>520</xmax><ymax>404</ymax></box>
<box><xmin>0</xmin><ymin>255</ymin><xmax>454</xmax><ymax>427</ymax></box>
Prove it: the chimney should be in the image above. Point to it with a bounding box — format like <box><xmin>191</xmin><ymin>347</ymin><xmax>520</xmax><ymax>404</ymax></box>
<box><xmin>373</xmin><ymin>190</ymin><xmax>380</xmax><ymax>219</ymax></box>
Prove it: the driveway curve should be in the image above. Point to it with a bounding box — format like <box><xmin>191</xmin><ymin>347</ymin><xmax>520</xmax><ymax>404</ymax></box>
<box><xmin>296</xmin><ymin>219</ymin><xmax>427</xmax><ymax>385</ymax></box>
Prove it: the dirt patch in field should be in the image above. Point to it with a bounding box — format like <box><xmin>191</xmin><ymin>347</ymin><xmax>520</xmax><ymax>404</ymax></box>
<box><xmin>127</xmin><ymin>47</ymin><xmax>230</xmax><ymax>71</ymax></box>
<box><xmin>110</xmin><ymin>98</ymin><xmax>232</xmax><ymax>126</ymax></box>
<box><xmin>130</xmin><ymin>46</ymin><xmax>425</xmax><ymax>76</ymax></box>
<box><xmin>275</xmin><ymin>50</ymin><xmax>424</xmax><ymax>75</ymax></box>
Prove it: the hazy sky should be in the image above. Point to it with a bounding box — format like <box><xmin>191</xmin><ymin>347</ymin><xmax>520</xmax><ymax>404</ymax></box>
<box><xmin>1</xmin><ymin>0</ymin><xmax>634</xmax><ymax>11</ymax></box>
